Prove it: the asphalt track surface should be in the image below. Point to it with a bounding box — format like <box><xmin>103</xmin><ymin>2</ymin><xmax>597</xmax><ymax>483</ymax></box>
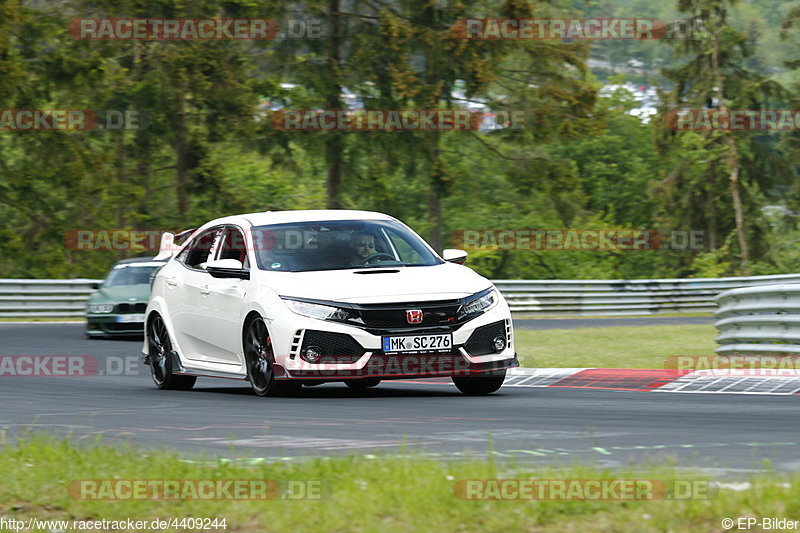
<box><xmin>1</xmin><ymin>321</ymin><xmax>795</xmax><ymax>477</ymax></box>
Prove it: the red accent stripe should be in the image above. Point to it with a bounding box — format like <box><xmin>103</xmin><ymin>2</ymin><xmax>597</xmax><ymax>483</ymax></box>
<box><xmin>549</xmin><ymin>368</ymin><xmax>692</xmax><ymax>391</ymax></box>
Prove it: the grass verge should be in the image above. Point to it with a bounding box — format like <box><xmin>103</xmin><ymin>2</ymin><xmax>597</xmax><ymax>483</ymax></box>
<box><xmin>512</xmin><ymin>312</ymin><xmax>714</xmax><ymax>319</ymax></box>
<box><xmin>515</xmin><ymin>325</ymin><xmax>718</xmax><ymax>369</ymax></box>
<box><xmin>0</xmin><ymin>437</ymin><xmax>796</xmax><ymax>532</ymax></box>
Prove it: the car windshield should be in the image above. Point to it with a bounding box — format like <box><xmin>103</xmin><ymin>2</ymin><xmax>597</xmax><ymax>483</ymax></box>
<box><xmin>104</xmin><ymin>264</ymin><xmax>161</xmax><ymax>286</ymax></box>
<box><xmin>251</xmin><ymin>220</ymin><xmax>442</xmax><ymax>272</ymax></box>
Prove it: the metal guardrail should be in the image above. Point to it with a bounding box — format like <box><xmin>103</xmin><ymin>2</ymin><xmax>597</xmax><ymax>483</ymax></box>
<box><xmin>495</xmin><ymin>273</ymin><xmax>800</xmax><ymax>316</ymax></box>
<box><xmin>715</xmin><ymin>284</ymin><xmax>800</xmax><ymax>355</ymax></box>
<box><xmin>0</xmin><ymin>279</ymin><xmax>101</xmax><ymax>317</ymax></box>
<box><xmin>3</xmin><ymin>273</ymin><xmax>800</xmax><ymax>319</ymax></box>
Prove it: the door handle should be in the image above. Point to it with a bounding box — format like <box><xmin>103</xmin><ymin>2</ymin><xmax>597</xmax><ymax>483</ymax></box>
<box><xmin>165</xmin><ymin>277</ymin><xmax>179</xmax><ymax>287</ymax></box>
<box><xmin>200</xmin><ymin>285</ymin><xmax>210</xmax><ymax>296</ymax></box>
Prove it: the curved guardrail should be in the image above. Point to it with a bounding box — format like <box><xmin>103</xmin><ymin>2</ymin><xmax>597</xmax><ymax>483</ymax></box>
<box><xmin>714</xmin><ymin>284</ymin><xmax>800</xmax><ymax>355</ymax></box>
<box><xmin>3</xmin><ymin>273</ymin><xmax>800</xmax><ymax>318</ymax></box>
<box><xmin>494</xmin><ymin>273</ymin><xmax>800</xmax><ymax>316</ymax></box>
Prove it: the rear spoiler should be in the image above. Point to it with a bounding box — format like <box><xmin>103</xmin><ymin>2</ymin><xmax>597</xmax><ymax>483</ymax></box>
<box><xmin>153</xmin><ymin>228</ymin><xmax>196</xmax><ymax>260</ymax></box>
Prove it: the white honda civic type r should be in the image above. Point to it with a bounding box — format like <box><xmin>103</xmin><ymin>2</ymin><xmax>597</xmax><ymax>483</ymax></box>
<box><xmin>142</xmin><ymin>210</ymin><xmax>517</xmax><ymax>396</ymax></box>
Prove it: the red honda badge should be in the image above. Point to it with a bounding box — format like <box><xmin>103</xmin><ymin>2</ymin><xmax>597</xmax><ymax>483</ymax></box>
<box><xmin>406</xmin><ymin>309</ymin><xmax>423</xmax><ymax>324</ymax></box>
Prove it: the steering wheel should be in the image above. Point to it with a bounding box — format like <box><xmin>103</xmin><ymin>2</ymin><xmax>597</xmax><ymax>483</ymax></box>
<box><xmin>361</xmin><ymin>252</ymin><xmax>395</xmax><ymax>265</ymax></box>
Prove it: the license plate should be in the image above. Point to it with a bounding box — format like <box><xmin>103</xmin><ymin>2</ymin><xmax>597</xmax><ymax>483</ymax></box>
<box><xmin>116</xmin><ymin>314</ymin><xmax>145</xmax><ymax>323</ymax></box>
<box><xmin>382</xmin><ymin>334</ymin><xmax>452</xmax><ymax>353</ymax></box>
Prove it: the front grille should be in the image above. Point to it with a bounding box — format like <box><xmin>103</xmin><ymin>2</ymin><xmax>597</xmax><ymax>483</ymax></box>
<box><xmin>301</xmin><ymin>330</ymin><xmax>365</xmax><ymax>363</ymax></box>
<box><xmin>357</xmin><ymin>300</ymin><xmax>463</xmax><ymax>330</ymax></box>
<box><xmin>115</xmin><ymin>302</ymin><xmax>146</xmax><ymax>313</ymax></box>
<box><xmin>372</xmin><ymin>348</ymin><xmax>460</xmax><ymax>358</ymax></box>
<box><xmin>465</xmin><ymin>320</ymin><xmax>506</xmax><ymax>356</ymax></box>
<box><xmin>104</xmin><ymin>322</ymin><xmax>143</xmax><ymax>332</ymax></box>
<box><xmin>362</xmin><ymin>351</ymin><xmax>469</xmax><ymax>374</ymax></box>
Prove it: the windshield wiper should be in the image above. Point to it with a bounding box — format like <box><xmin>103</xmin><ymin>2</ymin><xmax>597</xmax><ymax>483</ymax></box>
<box><xmin>358</xmin><ymin>262</ymin><xmax>409</xmax><ymax>268</ymax></box>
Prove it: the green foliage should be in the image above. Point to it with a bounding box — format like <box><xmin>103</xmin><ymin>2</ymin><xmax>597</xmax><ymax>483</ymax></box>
<box><xmin>688</xmin><ymin>241</ymin><xmax>734</xmax><ymax>277</ymax></box>
<box><xmin>2</xmin><ymin>0</ymin><xmax>800</xmax><ymax>280</ymax></box>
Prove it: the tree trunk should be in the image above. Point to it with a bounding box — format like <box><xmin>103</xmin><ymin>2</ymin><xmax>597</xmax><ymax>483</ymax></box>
<box><xmin>708</xmin><ymin>186</ymin><xmax>718</xmax><ymax>251</ymax></box>
<box><xmin>114</xmin><ymin>132</ymin><xmax>127</xmax><ymax>262</ymax></box>
<box><xmin>711</xmin><ymin>33</ymin><xmax>749</xmax><ymax>267</ymax></box>
<box><xmin>724</xmin><ymin>134</ymin><xmax>747</xmax><ymax>266</ymax></box>
<box><xmin>137</xmin><ymin>144</ymin><xmax>152</xmax><ymax>215</ymax></box>
<box><xmin>114</xmin><ymin>132</ymin><xmax>126</xmax><ymax>227</ymax></box>
<box><xmin>325</xmin><ymin>0</ymin><xmax>343</xmax><ymax>209</ymax></box>
<box><xmin>174</xmin><ymin>91</ymin><xmax>189</xmax><ymax>223</ymax></box>
<box><xmin>424</xmin><ymin>128</ymin><xmax>444</xmax><ymax>252</ymax></box>
<box><xmin>326</xmin><ymin>135</ymin><xmax>343</xmax><ymax>209</ymax></box>
<box><xmin>421</xmin><ymin>4</ymin><xmax>445</xmax><ymax>253</ymax></box>
<box><xmin>426</xmin><ymin>185</ymin><xmax>443</xmax><ymax>252</ymax></box>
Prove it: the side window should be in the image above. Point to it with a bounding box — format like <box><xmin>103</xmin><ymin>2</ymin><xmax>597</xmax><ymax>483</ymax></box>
<box><xmin>385</xmin><ymin>229</ymin><xmax>423</xmax><ymax>263</ymax></box>
<box><xmin>216</xmin><ymin>227</ymin><xmax>249</xmax><ymax>268</ymax></box>
<box><xmin>178</xmin><ymin>228</ymin><xmax>221</xmax><ymax>269</ymax></box>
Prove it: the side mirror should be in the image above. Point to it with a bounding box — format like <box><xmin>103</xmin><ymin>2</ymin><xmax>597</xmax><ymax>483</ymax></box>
<box><xmin>153</xmin><ymin>232</ymin><xmax>177</xmax><ymax>260</ymax></box>
<box><xmin>206</xmin><ymin>258</ymin><xmax>250</xmax><ymax>280</ymax></box>
<box><xmin>443</xmin><ymin>248</ymin><xmax>468</xmax><ymax>265</ymax></box>
<box><xmin>90</xmin><ymin>282</ymin><xmax>101</xmax><ymax>290</ymax></box>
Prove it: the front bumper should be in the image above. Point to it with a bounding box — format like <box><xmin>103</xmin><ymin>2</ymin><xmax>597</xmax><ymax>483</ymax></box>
<box><xmin>268</xmin><ymin>299</ymin><xmax>516</xmax><ymax>381</ymax></box>
<box><xmin>86</xmin><ymin>314</ymin><xmax>145</xmax><ymax>336</ymax></box>
<box><xmin>274</xmin><ymin>352</ymin><xmax>518</xmax><ymax>380</ymax></box>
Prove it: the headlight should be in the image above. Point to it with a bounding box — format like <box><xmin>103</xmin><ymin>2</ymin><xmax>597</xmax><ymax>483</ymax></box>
<box><xmin>461</xmin><ymin>289</ymin><xmax>497</xmax><ymax>316</ymax></box>
<box><xmin>88</xmin><ymin>304</ymin><xmax>114</xmax><ymax>314</ymax></box>
<box><xmin>283</xmin><ymin>299</ymin><xmax>362</xmax><ymax>323</ymax></box>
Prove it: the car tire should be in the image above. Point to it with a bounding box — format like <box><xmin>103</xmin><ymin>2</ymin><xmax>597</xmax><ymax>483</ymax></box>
<box><xmin>452</xmin><ymin>371</ymin><xmax>506</xmax><ymax>396</ymax></box>
<box><xmin>147</xmin><ymin>314</ymin><xmax>196</xmax><ymax>391</ymax></box>
<box><xmin>244</xmin><ymin>316</ymin><xmax>300</xmax><ymax>397</ymax></box>
<box><xmin>345</xmin><ymin>378</ymin><xmax>381</xmax><ymax>390</ymax></box>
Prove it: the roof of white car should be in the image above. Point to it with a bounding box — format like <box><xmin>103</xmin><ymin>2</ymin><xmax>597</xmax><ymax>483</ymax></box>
<box><xmin>213</xmin><ymin>210</ymin><xmax>398</xmax><ymax>227</ymax></box>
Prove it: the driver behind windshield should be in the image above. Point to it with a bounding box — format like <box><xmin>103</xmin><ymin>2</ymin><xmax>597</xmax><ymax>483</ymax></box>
<box><xmin>350</xmin><ymin>231</ymin><xmax>377</xmax><ymax>266</ymax></box>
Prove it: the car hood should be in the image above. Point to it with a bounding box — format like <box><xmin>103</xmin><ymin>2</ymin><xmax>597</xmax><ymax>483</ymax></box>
<box><xmin>89</xmin><ymin>284</ymin><xmax>149</xmax><ymax>303</ymax></box>
<box><xmin>266</xmin><ymin>262</ymin><xmax>492</xmax><ymax>304</ymax></box>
